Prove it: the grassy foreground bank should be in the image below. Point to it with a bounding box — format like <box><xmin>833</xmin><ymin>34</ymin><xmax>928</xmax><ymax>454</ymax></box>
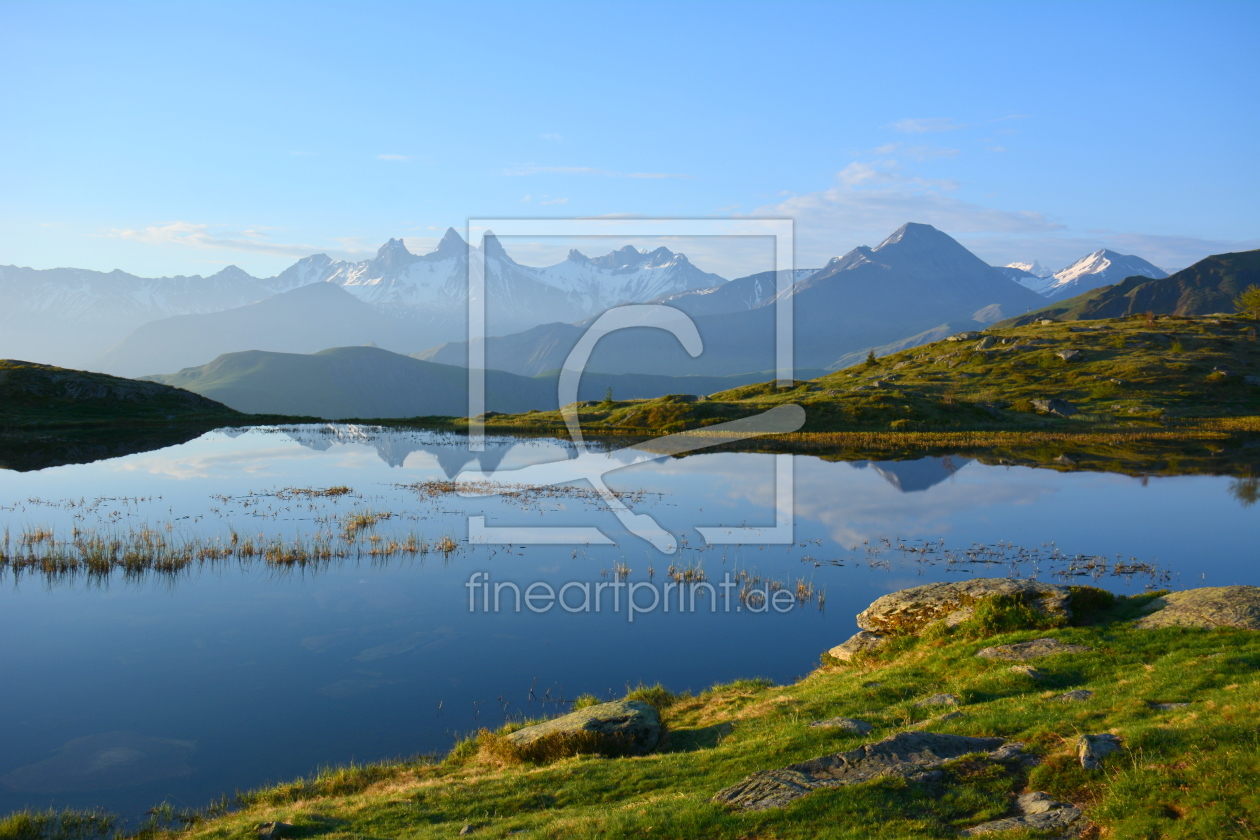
<box><xmin>11</xmin><ymin>591</ymin><xmax>1258</xmax><ymax>840</ymax></box>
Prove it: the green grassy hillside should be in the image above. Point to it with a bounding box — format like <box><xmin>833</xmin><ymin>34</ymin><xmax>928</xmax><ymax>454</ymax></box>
<box><xmin>144</xmin><ymin>346</ymin><xmax>816</xmax><ymax>420</ymax></box>
<box><xmin>54</xmin><ymin>590</ymin><xmax>1260</xmax><ymax>840</ymax></box>
<box><xmin>997</xmin><ymin>249</ymin><xmax>1260</xmax><ymax>327</ymax></box>
<box><xmin>0</xmin><ymin>359</ymin><xmax>242</xmax><ymax>428</ymax></box>
<box><xmin>480</xmin><ymin>314</ymin><xmax>1260</xmax><ymax>436</ymax></box>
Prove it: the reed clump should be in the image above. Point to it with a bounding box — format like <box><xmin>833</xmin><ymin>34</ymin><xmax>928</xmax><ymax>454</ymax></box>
<box><xmin>0</xmin><ymin>521</ymin><xmax>462</xmax><ymax>584</ymax></box>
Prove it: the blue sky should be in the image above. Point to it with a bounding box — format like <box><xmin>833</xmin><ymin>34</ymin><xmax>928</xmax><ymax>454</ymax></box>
<box><xmin>1</xmin><ymin>0</ymin><xmax>1257</xmax><ymax>278</ymax></box>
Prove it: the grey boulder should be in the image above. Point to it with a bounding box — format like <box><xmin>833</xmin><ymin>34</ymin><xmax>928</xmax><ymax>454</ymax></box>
<box><xmin>1056</xmin><ymin>690</ymin><xmax>1094</xmax><ymax>702</ymax></box>
<box><xmin>1032</xmin><ymin>398</ymin><xmax>1078</xmax><ymax>417</ymax></box>
<box><xmin>503</xmin><ymin>700</ymin><xmax>660</xmax><ymax>758</ymax></box>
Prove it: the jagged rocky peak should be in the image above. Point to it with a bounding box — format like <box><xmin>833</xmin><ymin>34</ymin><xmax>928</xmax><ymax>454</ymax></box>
<box><xmin>431</xmin><ymin>227</ymin><xmax>467</xmax><ymax>258</ymax></box>
<box><xmin>480</xmin><ymin>232</ymin><xmax>514</xmax><ymax>262</ymax></box>
<box><xmin>606</xmin><ymin>244</ymin><xmax>648</xmax><ymax>268</ymax></box>
<box><xmin>371</xmin><ymin>237</ymin><xmax>418</xmax><ymax>274</ymax></box>
<box><xmin>377</xmin><ymin>237</ymin><xmax>412</xmax><ymax>258</ymax></box>
<box><xmin>644</xmin><ymin>246</ymin><xmax>688</xmax><ymax>268</ymax></box>
<box><xmin>566</xmin><ymin>248</ymin><xmax>592</xmax><ymax>263</ymax></box>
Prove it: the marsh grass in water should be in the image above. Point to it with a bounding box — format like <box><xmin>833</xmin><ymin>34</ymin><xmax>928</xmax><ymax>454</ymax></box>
<box><xmin>0</xmin><ymin>520</ymin><xmax>462</xmax><ymax>584</ymax></box>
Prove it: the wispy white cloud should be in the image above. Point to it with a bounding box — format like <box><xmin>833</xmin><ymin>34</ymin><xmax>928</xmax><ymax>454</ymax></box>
<box><xmin>889</xmin><ymin>117</ymin><xmax>963</xmax><ymax>134</ymax></box>
<box><xmin>752</xmin><ymin>160</ymin><xmax>1063</xmax><ymax>267</ymax></box>
<box><xmin>502</xmin><ymin>163</ymin><xmax>692</xmax><ymax>179</ymax></box>
<box><xmin>103</xmin><ymin>221</ymin><xmax>375</xmax><ymax>260</ymax></box>
<box><xmin>540</xmin><ymin>196</ymin><xmax>569</xmax><ymax>205</ymax></box>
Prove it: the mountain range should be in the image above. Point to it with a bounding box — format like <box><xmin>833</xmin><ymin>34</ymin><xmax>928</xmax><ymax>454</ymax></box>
<box><xmin>418</xmin><ymin>223</ymin><xmax>1048</xmax><ymax>377</ymax></box>
<box><xmin>2</xmin><ymin>222</ymin><xmax>1180</xmax><ymax>388</ymax></box>
<box><xmin>0</xmin><ymin>229</ymin><xmax>725</xmax><ymax>372</ymax></box>
<box><xmin>998</xmin><ymin>248</ymin><xmax>1260</xmax><ymax>325</ymax></box>
<box><xmin>997</xmin><ymin>250</ymin><xmax>1167</xmax><ymax>301</ymax></box>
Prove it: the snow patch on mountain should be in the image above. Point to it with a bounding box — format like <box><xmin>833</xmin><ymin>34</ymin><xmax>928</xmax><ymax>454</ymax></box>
<box><xmin>1040</xmin><ymin>250</ymin><xmax>1168</xmax><ymax>301</ymax></box>
<box><xmin>1006</xmin><ymin>260</ymin><xmax>1052</xmax><ymax>277</ymax></box>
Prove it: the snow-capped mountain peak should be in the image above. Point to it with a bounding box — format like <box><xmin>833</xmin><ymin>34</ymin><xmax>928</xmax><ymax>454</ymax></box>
<box><xmin>1006</xmin><ymin>259</ymin><xmax>1052</xmax><ymax>278</ymax></box>
<box><xmin>1015</xmin><ymin>249</ymin><xmax>1168</xmax><ymax>301</ymax></box>
<box><xmin>429</xmin><ymin>227</ymin><xmax>467</xmax><ymax>259</ymax></box>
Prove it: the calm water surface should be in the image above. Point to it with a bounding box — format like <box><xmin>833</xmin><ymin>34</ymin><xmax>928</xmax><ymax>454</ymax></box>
<box><xmin>0</xmin><ymin>425</ymin><xmax>1255</xmax><ymax>820</ymax></box>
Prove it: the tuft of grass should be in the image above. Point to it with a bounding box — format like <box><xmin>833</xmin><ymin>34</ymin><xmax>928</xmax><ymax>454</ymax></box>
<box><xmin>571</xmin><ymin>693</ymin><xmax>602</xmax><ymax>711</ymax></box>
<box><xmin>624</xmin><ymin>682</ymin><xmax>683</xmax><ymax>713</ymax></box>
<box><xmin>0</xmin><ymin>810</ymin><xmax>115</xmax><ymax>840</ymax></box>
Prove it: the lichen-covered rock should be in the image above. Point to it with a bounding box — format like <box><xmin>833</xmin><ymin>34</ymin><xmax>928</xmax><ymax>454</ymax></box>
<box><xmin>808</xmin><ymin>717</ymin><xmax>873</xmax><ymax>734</ymax></box>
<box><xmin>712</xmin><ymin>732</ymin><xmax>1015</xmax><ymax>811</ymax></box>
<box><xmin>961</xmin><ymin>791</ymin><xmax>1083</xmax><ymax>836</ymax></box>
<box><xmin>827</xmin><ymin>630</ymin><xmax>886</xmax><ymax>661</ymax></box>
<box><xmin>1077</xmin><ymin>733</ymin><xmax>1122</xmax><ymax>769</ymax></box>
<box><xmin>503</xmin><ymin>700</ymin><xmax>660</xmax><ymax>758</ymax></box>
<box><xmin>975</xmin><ymin>638</ymin><xmax>1093</xmax><ymax>661</ymax></box>
<box><xmin>913</xmin><ymin>693</ymin><xmax>960</xmax><ymax>708</ymax></box>
<box><xmin>1134</xmin><ymin>586</ymin><xmax>1260</xmax><ymax>630</ymax></box>
<box><xmin>856</xmin><ymin>579</ymin><xmax>1073</xmax><ymax>636</ymax></box>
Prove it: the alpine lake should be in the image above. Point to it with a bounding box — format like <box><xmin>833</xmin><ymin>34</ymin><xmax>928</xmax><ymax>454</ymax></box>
<box><xmin>0</xmin><ymin>424</ymin><xmax>1255</xmax><ymax>822</ymax></box>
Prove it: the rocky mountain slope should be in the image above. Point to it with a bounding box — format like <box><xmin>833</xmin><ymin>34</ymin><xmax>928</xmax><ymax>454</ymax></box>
<box><xmin>999</xmin><ymin>249</ymin><xmax>1260</xmax><ymax>326</ymax></box>
<box><xmin>420</xmin><ymin>223</ymin><xmax>1046</xmax><ymax>377</ymax></box>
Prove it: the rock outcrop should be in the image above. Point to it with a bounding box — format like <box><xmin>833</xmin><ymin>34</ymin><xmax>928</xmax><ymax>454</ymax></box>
<box><xmin>975</xmin><ymin>638</ymin><xmax>1094</xmax><ymax>661</ymax></box>
<box><xmin>712</xmin><ymin>732</ymin><xmax>1030</xmax><ymax>812</ymax></box>
<box><xmin>1134</xmin><ymin>586</ymin><xmax>1260</xmax><ymax>630</ymax></box>
<box><xmin>826</xmin><ymin>578</ymin><xmax>1075</xmax><ymax>664</ymax></box>
<box><xmin>857</xmin><ymin>579</ymin><xmax>1072</xmax><ymax>636</ymax></box>
<box><xmin>1077</xmin><ymin>733</ymin><xmax>1122</xmax><ymax>769</ymax></box>
<box><xmin>826</xmin><ymin>630</ymin><xmax>886</xmax><ymax>662</ymax></box>
<box><xmin>961</xmin><ymin>791</ymin><xmax>1084</xmax><ymax>836</ymax></box>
